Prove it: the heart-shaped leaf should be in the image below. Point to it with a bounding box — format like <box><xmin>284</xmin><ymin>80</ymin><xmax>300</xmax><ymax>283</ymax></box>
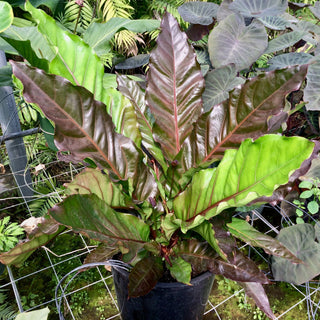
<box><xmin>229</xmin><ymin>0</ymin><xmax>288</xmax><ymax>18</ymax></box>
<box><xmin>178</xmin><ymin>2</ymin><xmax>219</xmax><ymax>25</ymax></box>
<box><xmin>208</xmin><ymin>14</ymin><xmax>268</xmax><ymax>71</ymax></box>
<box><xmin>146</xmin><ymin>12</ymin><xmax>204</xmax><ymax>161</ymax></box>
<box><xmin>272</xmin><ymin>224</ymin><xmax>320</xmax><ymax>284</ymax></box>
<box><xmin>0</xmin><ymin>1</ymin><xmax>13</xmax><ymax>33</ymax></box>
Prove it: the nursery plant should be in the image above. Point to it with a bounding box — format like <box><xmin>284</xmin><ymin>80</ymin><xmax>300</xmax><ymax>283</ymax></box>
<box><xmin>1</xmin><ymin>1</ymin><xmax>320</xmax><ymax>319</ymax></box>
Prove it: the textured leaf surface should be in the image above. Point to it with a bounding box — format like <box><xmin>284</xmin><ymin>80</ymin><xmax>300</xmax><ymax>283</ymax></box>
<box><xmin>193</xmin><ymin>65</ymin><xmax>308</xmax><ymax>163</ymax></box>
<box><xmin>310</xmin><ymin>1</ymin><xmax>320</xmax><ymax>19</ymax></box>
<box><xmin>0</xmin><ymin>1</ymin><xmax>13</xmax><ymax>33</ymax></box>
<box><xmin>25</xmin><ymin>2</ymin><xmax>105</xmax><ymax>101</ymax></box>
<box><xmin>304</xmin><ymin>59</ymin><xmax>320</xmax><ymax>111</ymax></box>
<box><xmin>128</xmin><ymin>256</ymin><xmax>163</xmax><ymax>297</ymax></box>
<box><xmin>227</xmin><ymin>218</ymin><xmax>301</xmax><ymax>262</ymax></box>
<box><xmin>229</xmin><ymin>0</ymin><xmax>288</xmax><ymax>18</ymax></box>
<box><xmin>202</xmin><ymin>64</ymin><xmax>245</xmax><ymax>111</ymax></box>
<box><xmin>240</xmin><ymin>282</ymin><xmax>276</xmax><ymax>320</ymax></box>
<box><xmin>266</xmin><ymin>52</ymin><xmax>312</xmax><ymax>71</ymax></box>
<box><xmin>146</xmin><ymin>12</ymin><xmax>204</xmax><ymax>161</ymax></box>
<box><xmin>83</xmin><ymin>18</ymin><xmax>160</xmax><ymax>57</ymax></box>
<box><xmin>50</xmin><ymin>194</ymin><xmax>150</xmax><ymax>249</ymax></box>
<box><xmin>264</xmin><ymin>31</ymin><xmax>306</xmax><ymax>54</ymax></box>
<box><xmin>173</xmin><ymin>135</ymin><xmax>314</xmax><ymax>230</ymax></box>
<box><xmin>169</xmin><ymin>256</ymin><xmax>192</xmax><ymax>284</ymax></box>
<box><xmin>208</xmin><ymin>14</ymin><xmax>268</xmax><ymax>71</ymax></box>
<box><xmin>178</xmin><ymin>2</ymin><xmax>219</xmax><ymax>25</ymax></box>
<box><xmin>258</xmin><ymin>15</ymin><xmax>288</xmax><ymax>30</ymax></box>
<box><xmin>11</xmin><ymin>62</ymin><xmax>140</xmax><ymax>180</ymax></box>
<box><xmin>272</xmin><ymin>224</ymin><xmax>320</xmax><ymax>284</ymax></box>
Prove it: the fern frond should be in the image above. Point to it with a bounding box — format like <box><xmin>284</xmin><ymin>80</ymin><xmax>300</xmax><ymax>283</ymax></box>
<box><xmin>98</xmin><ymin>0</ymin><xmax>134</xmax><ymax>21</ymax></box>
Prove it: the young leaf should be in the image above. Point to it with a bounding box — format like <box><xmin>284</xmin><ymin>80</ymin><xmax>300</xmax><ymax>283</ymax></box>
<box><xmin>146</xmin><ymin>12</ymin><xmax>204</xmax><ymax>161</ymax></box>
<box><xmin>11</xmin><ymin>62</ymin><xmax>141</xmax><ymax>180</ymax></box>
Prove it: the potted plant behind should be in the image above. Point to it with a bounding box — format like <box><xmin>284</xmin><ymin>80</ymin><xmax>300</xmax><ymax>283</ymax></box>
<box><xmin>0</xmin><ymin>8</ymin><xmax>318</xmax><ymax>320</ymax></box>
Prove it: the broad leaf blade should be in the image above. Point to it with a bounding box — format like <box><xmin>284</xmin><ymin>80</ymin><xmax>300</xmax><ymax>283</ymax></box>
<box><xmin>173</xmin><ymin>135</ymin><xmax>314</xmax><ymax>230</ymax></box>
<box><xmin>227</xmin><ymin>218</ymin><xmax>301</xmax><ymax>263</ymax></box>
<box><xmin>178</xmin><ymin>2</ymin><xmax>219</xmax><ymax>25</ymax></box>
<box><xmin>258</xmin><ymin>15</ymin><xmax>288</xmax><ymax>30</ymax></box>
<box><xmin>0</xmin><ymin>1</ymin><xmax>13</xmax><ymax>33</ymax></box>
<box><xmin>11</xmin><ymin>62</ymin><xmax>140</xmax><ymax>180</ymax></box>
<box><xmin>169</xmin><ymin>256</ymin><xmax>192</xmax><ymax>284</ymax></box>
<box><xmin>128</xmin><ymin>256</ymin><xmax>163</xmax><ymax>297</ymax></box>
<box><xmin>50</xmin><ymin>194</ymin><xmax>150</xmax><ymax>250</ymax></box>
<box><xmin>239</xmin><ymin>282</ymin><xmax>276</xmax><ymax>320</ymax></box>
<box><xmin>304</xmin><ymin>59</ymin><xmax>320</xmax><ymax>111</ymax></box>
<box><xmin>146</xmin><ymin>12</ymin><xmax>204</xmax><ymax>161</ymax></box>
<box><xmin>266</xmin><ymin>52</ymin><xmax>312</xmax><ymax>71</ymax></box>
<box><xmin>272</xmin><ymin>224</ymin><xmax>320</xmax><ymax>284</ymax></box>
<box><xmin>208</xmin><ymin>14</ymin><xmax>268</xmax><ymax>71</ymax></box>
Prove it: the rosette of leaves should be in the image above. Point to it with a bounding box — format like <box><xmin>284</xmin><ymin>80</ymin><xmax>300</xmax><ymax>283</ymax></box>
<box><xmin>0</xmin><ymin>7</ymin><xmax>318</xmax><ymax>320</ymax></box>
<box><xmin>0</xmin><ymin>217</ymin><xmax>24</xmax><ymax>253</ymax></box>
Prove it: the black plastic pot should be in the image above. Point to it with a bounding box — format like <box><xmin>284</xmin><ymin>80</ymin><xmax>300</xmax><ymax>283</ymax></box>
<box><xmin>112</xmin><ymin>267</ymin><xmax>215</xmax><ymax>320</ymax></box>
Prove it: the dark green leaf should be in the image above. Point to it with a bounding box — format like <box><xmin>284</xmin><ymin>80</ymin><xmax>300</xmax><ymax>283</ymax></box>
<box><xmin>39</xmin><ymin>116</ymin><xmax>58</xmax><ymax>151</ymax></box>
<box><xmin>304</xmin><ymin>59</ymin><xmax>320</xmax><ymax>111</ymax></box>
<box><xmin>128</xmin><ymin>256</ymin><xmax>163</xmax><ymax>297</ymax></box>
<box><xmin>266</xmin><ymin>53</ymin><xmax>312</xmax><ymax>71</ymax></box>
<box><xmin>208</xmin><ymin>14</ymin><xmax>268</xmax><ymax>71</ymax></box>
<box><xmin>146</xmin><ymin>12</ymin><xmax>204</xmax><ymax>161</ymax></box>
<box><xmin>258</xmin><ymin>15</ymin><xmax>288</xmax><ymax>30</ymax></box>
<box><xmin>169</xmin><ymin>256</ymin><xmax>192</xmax><ymax>284</ymax></box>
<box><xmin>11</xmin><ymin>62</ymin><xmax>141</xmax><ymax>180</ymax></box>
<box><xmin>272</xmin><ymin>224</ymin><xmax>320</xmax><ymax>284</ymax></box>
<box><xmin>178</xmin><ymin>2</ymin><xmax>219</xmax><ymax>25</ymax></box>
<box><xmin>0</xmin><ymin>64</ymin><xmax>12</xmax><ymax>87</ymax></box>
<box><xmin>115</xmin><ymin>54</ymin><xmax>149</xmax><ymax>70</ymax></box>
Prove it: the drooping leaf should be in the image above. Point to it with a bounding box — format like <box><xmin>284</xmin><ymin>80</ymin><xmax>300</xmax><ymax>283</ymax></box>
<box><xmin>83</xmin><ymin>18</ymin><xmax>160</xmax><ymax>57</ymax></box>
<box><xmin>128</xmin><ymin>256</ymin><xmax>163</xmax><ymax>297</ymax></box>
<box><xmin>266</xmin><ymin>52</ymin><xmax>312</xmax><ymax>71</ymax></box>
<box><xmin>178</xmin><ymin>2</ymin><xmax>219</xmax><ymax>25</ymax></box>
<box><xmin>194</xmin><ymin>65</ymin><xmax>308</xmax><ymax>163</ymax></box>
<box><xmin>15</xmin><ymin>307</ymin><xmax>50</xmax><ymax>320</ymax></box>
<box><xmin>227</xmin><ymin>218</ymin><xmax>301</xmax><ymax>263</ymax></box>
<box><xmin>272</xmin><ymin>224</ymin><xmax>320</xmax><ymax>284</ymax></box>
<box><xmin>146</xmin><ymin>12</ymin><xmax>204</xmax><ymax>161</ymax></box>
<box><xmin>208</xmin><ymin>14</ymin><xmax>268</xmax><ymax>71</ymax></box>
<box><xmin>239</xmin><ymin>282</ymin><xmax>276</xmax><ymax>320</ymax></box>
<box><xmin>258</xmin><ymin>15</ymin><xmax>288</xmax><ymax>30</ymax></box>
<box><xmin>65</xmin><ymin>168</ymin><xmax>132</xmax><ymax>208</ymax></box>
<box><xmin>84</xmin><ymin>243</ymin><xmax>119</xmax><ymax>264</ymax></box>
<box><xmin>0</xmin><ymin>218</ymin><xmax>64</xmax><ymax>266</ymax></box>
<box><xmin>264</xmin><ymin>31</ymin><xmax>306</xmax><ymax>54</ymax></box>
<box><xmin>0</xmin><ymin>1</ymin><xmax>13</xmax><ymax>33</ymax></box>
<box><xmin>50</xmin><ymin>194</ymin><xmax>150</xmax><ymax>251</ymax></box>
<box><xmin>310</xmin><ymin>1</ymin><xmax>320</xmax><ymax>19</ymax></box>
<box><xmin>202</xmin><ymin>64</ymin><xmax>245</xmax><ymax>112</ymax></box>
<box><xmin>173</xmin><ymin>135</ymin><xmax>314</xmax><ymax>231</ymax></box>
<box><xmin>11</xmin><ymin>62</ymin><xmax>141</xmax><ymax>180</ymax></box>
<box><xmin>229</xmin><ymin>0</ymin><xmax>288</xmax><ymax>18</ymax></box>
<box><xmin>25</xmin><ymin>2</ymin><xmax>105</xmax><ymax>101</ymax></box>
<box><xmin>304</xmin><ymin>59</ymin><xmax>320</xmax><ymax>111</ymax></box>
<box><xmin>117</xmin><ymin>75</ymin><xmax>167</xmax><ymax>170</ymax></box>
<box><xmin>115</xmin><ymin>54</ymin><xmax>150</xmax><ymax>70</ymax></box>
<box><xmin>168</xmin><ymin>256</ymin><xmax>192</xmax><ymax>284</ymax></box>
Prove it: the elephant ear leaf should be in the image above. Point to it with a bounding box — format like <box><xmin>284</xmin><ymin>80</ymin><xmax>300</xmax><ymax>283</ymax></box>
<box><xmin>11</xmin><ymin>62</ymin><xmax>141</xmax><ymax>180</ymax></box>
<box><xmin>146</xmin><ymin>12</ymin><xmax>204</xmax><ymax>161</ymax></box>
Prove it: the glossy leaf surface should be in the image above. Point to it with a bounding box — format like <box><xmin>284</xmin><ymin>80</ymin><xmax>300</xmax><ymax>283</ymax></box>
<box><xmin>0</xmin><ymin>1</ymin><xmax>13</xmax><ymax>33</ymax></box>
<box><xmin>173</xmin><ymin>135</ymin><xmax>314</xmax><ymax>230</ymax></box>
<box><xmin>272</xmin><ymin>224</ymin><xmax>320</xmax><ymax>284</ymax></box>
<box><xmin>128</xmin><ymin>256</ymin><xmax>163</xmax><ymax>297</ymax></box>
<box><xmin>227</xmin><ymin>218</ymin><xmax>301</xmax><ymax>262</ymax></box>
<box><xmin>50</xmin><ymin>194</ymin><xmax>150</xmax><ymax>250</ymax></box>
<box><xmin>146</xmin><ymin>12</ymin><xmax>204</xmax><ymax>161</ymax></box>
<box><xmin>11</xmin><ymin>62</ymin><xmax>140</xmax><ymax>180</ymax></box>
<box><xmin>208</xmin><ymin>14</ymin><xmax>268</xmax><ymax>71</ymax></box>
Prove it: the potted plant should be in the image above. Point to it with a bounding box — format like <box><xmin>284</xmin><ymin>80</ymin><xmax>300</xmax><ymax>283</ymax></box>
<box><xmin>0</xmin><ymin>3</ymin><xmax>319</xmax><ymax>320</ymax></box>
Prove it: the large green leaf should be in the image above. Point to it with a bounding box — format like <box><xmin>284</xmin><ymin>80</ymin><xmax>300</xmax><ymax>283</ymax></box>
<box><xmin>192</xmin><ymin>65</ymin><xmax>308</xmax><ymax>163</ymax></box>
<box><xmin>177</xmin><ymin>2</ymin><xmax>219</xmax><ymax>25</ymax></box>
<box><xmin>0</xmin><ymin>1</ymin><xmax>13</xmax><ymax>33</ymax></box>
<box><xmin>264</xmin><ymin>31</ymin><xmax>306</xmax><ymax>54</ymax></box>
<box><xmin>202</xmin><ymin>64</ymin><xmax>245</xmax><ymax>112</ymax></box>
<box><xmin>208</xmin><ymin>14</ymin><xmax>268</xmax><ymax>71</ymax></box>
<box><xmin>258</xmin><ymin>15</ymin><xmax>288</xmax><ymax>30</ymax></box>
<box><xmin>173</xmin><ymin>135</ymin><xmax>314</xmax><ymax>230</ymax></box>
<box><xmin>272</xmin><ymin>224</ymin><xmax>320</xmax><ymax>284</ymax></box>
<box><xmin>289</xmin><ymin>20</ymin><xmax>320</xmax><ymax>45</ymax></box>
<box><xmin>83</xmin><ymin>18</ymin><xmax>160</xmax><ymax>57</ymax></box>
<box><xmin>50</xmin><ymin>194</ymin><xmax>150</xmax><ymax>251</ymax></box>
<box><xmin>128</xmin><ymin>256</ymin><xmax>163</xmax><ymax>297</ymax></box>
<box><xmin>304</xmin><ymin>59</ymin><xmax>320</xmax><ymax>111</ymax></box>
<box><xmin>25</xmin><ymin>2</ymin><xmax>105</xmax><ymax>101</ymax></box>
<box><xmin>227</xmin><ymin>218</ymin><xmax>301</xmax><ymax>263</ymax></box>
<box><xmin>146</xmin><ymin>12</ymin><xmax>204</xmax><ymax>161</ymax></box>
<box><xmin>266</xmin><ymin>52</ymin><xmax>312</xmax><ymax>71</ymax></box>
<box><xmin>11</xmin><ymin>62</ymin><xmax>141</xmax><ymax>180</ymax></box>
<box><xmin>229</xmin><ymin>0</ymin><xmax>288</xmax><ymax>18</ymax></box>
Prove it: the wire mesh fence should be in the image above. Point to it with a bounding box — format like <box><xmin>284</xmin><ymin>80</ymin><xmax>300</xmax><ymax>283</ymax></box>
<box><xmin>0</xmin><ymin>125</ymin><xmax>319</xmax><ymax>319</ymax></box>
